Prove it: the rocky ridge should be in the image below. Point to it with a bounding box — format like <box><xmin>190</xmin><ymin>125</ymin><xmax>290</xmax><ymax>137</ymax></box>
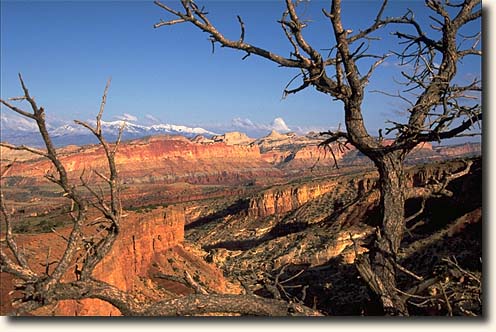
<box><xmin>1</xmin><ymin>131</ymin><xmax>479</xmax><ymax>188</ymax></box>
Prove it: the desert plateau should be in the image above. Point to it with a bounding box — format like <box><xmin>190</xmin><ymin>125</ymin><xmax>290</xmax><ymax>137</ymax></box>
<box><xmin>0</xmin><ymin>131</ymin><xmax>482</xmax><ymax>316</ymax></box>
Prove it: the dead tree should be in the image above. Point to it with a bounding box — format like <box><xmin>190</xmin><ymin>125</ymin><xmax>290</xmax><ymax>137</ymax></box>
<box><xmin>0</xmin><ymin>75</ymin><xmax>321</xmax><ymax>316</ymax></box>
<box><xmin>154</xmin><ymin>0</ymin><xmax>481</xmax><ymax>315</ymax></box>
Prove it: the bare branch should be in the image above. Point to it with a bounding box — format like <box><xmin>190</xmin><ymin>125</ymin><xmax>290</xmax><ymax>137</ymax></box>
<box><xmin>113</xmin><ymin>122</ymin><xmax>126</xmax><ymax>155</ymax></box>
<box><xmin>96</xmin><ymin>78</ymin><xmax>111</xmax><ymax>135</ymax></box>
<box><xmin>395</xmin><ymin>262</ymin><xmax>424</xmax><ymax>281</ymax></box>
<box><xmin>404</xmin><ymin>198</ymin><xmax>426</xmax><ymax>224</ymax></box>
<box><xmin>284</xmin><ymin>0</ymin><xmax>322</xmax><ymax>63</ymax></box>
<box><xmin>154</xmin><ymin>1</ymin><xmax>306</xmax><ymax>68</ymax></box>
<box><xmin>0</xmin><ymin>143</ymin><xmax>48</xmax><ymax>158</ymax></box>
<box><xmin>405</xmin><ymin>160</ymin><xmax>473</xmax><ymax>200</ymax></box>
<box><xmin>18</xmin><ymin>73</ymin><xmax>41</xmax><ymax>116</ymax></box>
<box><xmin>236</xmin><ymin>15</ymin><xmax>245</xmax><ymax>43</ymax></box>
<box><xmin>1</xmin><ymin>165</ymin><xmax>30</xmax><ymax>270</ymax></box>
<box><xmin>0</xmin><ymin>99</ymin><xmax>36</xmax><ymax>120</ymax></box>
<box><xmin>184</xmin><ymin>271</ymin><xmax>209</xmax><ymax>295</ymax></box>
<box><xmin>154</xmin><ymin>18</ymin><xmax>186</xmax><ymax>28</ymax></box>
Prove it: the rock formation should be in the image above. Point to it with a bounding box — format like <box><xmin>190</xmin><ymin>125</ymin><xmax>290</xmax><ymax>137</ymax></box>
<box><xmin>0</xmin><ymin>206</ymin><xmax>236</xmax><ymax>316</ymax></box>
<box><xmin>0</xmin><ymin>154</ymin><xmax>482</xmax><ymax>316</ymax></box>
<box><xmin>2</xmin><ymin>132</ymin><xmax>480</xmax><ymax>190</ymax></box>
<box><xmin>212</xmin><ymin>132</ymin><xmax>255</xmax><ymax>145</ymax></box>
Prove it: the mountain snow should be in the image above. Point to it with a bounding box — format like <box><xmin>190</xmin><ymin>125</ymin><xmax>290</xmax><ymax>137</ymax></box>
<box><xmin>1</xmin><ymin>113</ymin><xmax>218</xmax><ymax>147</ymax></box>
<box><xmin>27</xmin><ymin>120</ymin><xmax>218</xmax><ymax>138</ymax></box>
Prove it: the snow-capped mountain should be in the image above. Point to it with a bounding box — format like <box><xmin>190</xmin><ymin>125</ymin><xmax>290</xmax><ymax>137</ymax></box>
<box><xmin>1</xmin><ymin>113</ymin><xmax>218</xmax><ymax>147</ymax></box>
<box><xmin>49</xmin><ymin>120</ymin><xmax>217</xmax><ymax>138</ymax></box>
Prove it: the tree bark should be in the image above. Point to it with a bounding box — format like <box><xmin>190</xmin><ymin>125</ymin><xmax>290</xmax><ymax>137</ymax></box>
<box><xmin>360</xmin><ymin>152</ymin><xmax>408</xmax><ymax>315</ymax></box>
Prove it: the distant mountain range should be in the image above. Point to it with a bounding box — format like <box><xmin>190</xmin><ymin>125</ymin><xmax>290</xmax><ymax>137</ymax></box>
<box><xmin>1</xmin><ymin>116</ymin><xmax>219</xmax><ymax>147</ymax></box>
<box><xmin>51</xmin><ymin>120</ymin><xmax>218</xmax><ymax>138</ymax></box>
<box><xmin>1</xmin><ymin>112</ymin><xmax>482</xmax><ymax>150</ymax></box>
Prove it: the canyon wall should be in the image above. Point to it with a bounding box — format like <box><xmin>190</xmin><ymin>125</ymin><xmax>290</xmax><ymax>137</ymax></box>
<box><xmin>435</xmin><ymin>142</ymin><xmax>481</xmax><ymax>157</ymax></box>
<box><xmin>1</xmin><ymin>206</ymin><xmax>185</xmax><ymax>315</ymax></box>
<box><xmin>3</xmin><ymin>136</ymin><xmax>281</xmax><ymax>187</ymax></box>
<box><xmin>247</xmin><ymin>158</ymin><xmax>475</xmax><ymax>220</ymax></box>
<box><xmin>6</xmin><ymin>136</ymin><xmax>264</xmax><ymax>178</ymax></box>
<box><xmin>55</xmin><ymin>206</ymin><xmax>185</xmax><ymax>316</ymax></box>
<box><xmin>248</xmin><ymin>172</ymin><xmax>377</xmax><ymax>218</ymax></box>
<box><xmin>2</xmin><ymin>133</ymin><xmax>480</xmax><ymax>189</ymax></box>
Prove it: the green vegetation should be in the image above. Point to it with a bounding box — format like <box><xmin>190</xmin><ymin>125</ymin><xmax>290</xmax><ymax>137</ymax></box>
<box><xmin>11</xmin><ymin>210</ymin><xmax>72</xmax><ymax>234</ymax></box>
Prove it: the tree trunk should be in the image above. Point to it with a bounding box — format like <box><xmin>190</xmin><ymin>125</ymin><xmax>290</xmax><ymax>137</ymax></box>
<box><xmin>359</xmin><ymin>152</ymin><xmax>408</xmax><ymax>315</ymax></box>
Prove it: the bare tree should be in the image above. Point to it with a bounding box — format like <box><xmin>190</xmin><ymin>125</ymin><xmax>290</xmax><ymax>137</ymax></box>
<box><xmin>0</xmin><ymin>75</ymin><xmax>321</xmax><ymax>316</ymax></box>
<box><xmin>154</xmin><ymin>0</ymin><xmax>481</xmax><ymax>315</ymax></box>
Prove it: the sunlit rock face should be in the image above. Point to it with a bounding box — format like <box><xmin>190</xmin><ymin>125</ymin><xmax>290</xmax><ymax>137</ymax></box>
<box><xmin>212</xmin><ymin>131</ymin><xmax>255</xmax><ymax>146</ymax></box>
<box><xmin>1</xmin><ymin>207</ymin><xmax>235</xmax><ymax>316</ymax></box>
<box><xmin>2</xmin><ymin>131</ymin><xmax>479</xmax><ymax>189</ymax></box>
<box><xmin>54</xmin><ymin>206</ymin><xmax>186</xmax><ymax>316</ymax></box>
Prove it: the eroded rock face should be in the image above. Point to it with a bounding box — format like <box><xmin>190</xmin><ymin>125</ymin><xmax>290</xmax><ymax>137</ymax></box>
<box><xmin>2</xmin><ymin>133</ymin><xmax>357</xmax><ymax>194</ymax></box>
<box><xmin>212</xmin><ymin>132</ymin><xmax>255</xmax><ymax>146</ymax></box>
<box><xmin>247</xmin><ymin>173</ymin><xmax>377</xmax><ymax>219</ymax></box>
<box><xmin>15</xmin><ymin>206</ymin><xmax>184</xmax><ymax>316</ymax></box>
<box><xmin>92</xmin><ymin>206</ymin><xmax>185</xmax><ymax>290</ymax></box>
<box><xmin>1</xmin><ymin>131</ymin><xmax>350</xmax><ymax>184</ymax></box>
<box><xmin>1</xmin><ymin>206</ymin><xmax>235</xmax><ymax>316</ymax></box>
<box><xmin>435</xmin><ymin>142</ymin><xmax>481</xmax><ymax>157</ymax></box>
<box><xmin>4</xmin><ymin>135</ymin><xmax>269</xmax><ymax>185</ymax></box>
<box><xmin>248</xmin><ymin>184</ymin><xmax>334</xmax><ymax>218</ymax></box>
<box><xmin>2</xmin><ymin>132</ymin><xmax>480</xmax><ymax>190</ymax></box>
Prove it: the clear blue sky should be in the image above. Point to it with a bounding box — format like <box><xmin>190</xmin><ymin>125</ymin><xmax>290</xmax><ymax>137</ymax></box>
<box><xmin>1</xmin><ymin>0</ymin><xmax>481</xmax><ymax>137</ymax></box>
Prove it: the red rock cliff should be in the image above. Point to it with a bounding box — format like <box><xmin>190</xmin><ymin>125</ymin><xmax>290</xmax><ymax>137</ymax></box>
<box><xmin>5</xmin><ymin>135</ymin><xmax>272</xmax><ymax>185</ymax></box>
<box><xmin>248</xmin><ymin>173</ymin><xmax>377</xmax><ymax>218</ymax></box>
<box><xmin>56</xmin><ymin>206</ymin><xmax>189</xmax><ymax>315</ymax></box>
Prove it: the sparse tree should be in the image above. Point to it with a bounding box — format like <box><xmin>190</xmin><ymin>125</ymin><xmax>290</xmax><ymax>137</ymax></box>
<box><xmin>154</xmin><ymin>0</ymin><xmax>481</xmax><ymax>315</ymax></box>
<box><xmin>0</xmin><ymin>75</ymin><xmax>321</xmax><ymax>316</ymax></box>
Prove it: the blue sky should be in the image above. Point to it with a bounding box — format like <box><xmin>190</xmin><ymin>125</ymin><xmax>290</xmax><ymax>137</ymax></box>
<box><xmin>1</xmin><ymin>0</ymin><xmax>482</xmax><ymax>138</ymax></box>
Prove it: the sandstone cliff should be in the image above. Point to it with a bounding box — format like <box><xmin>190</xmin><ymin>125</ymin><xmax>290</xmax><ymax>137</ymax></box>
<box><xmin>4</xmin><ymin>135</ymin><xmax>273</xmax><ymax>186</ymax></box>
<box><xmin>247</xmin><ymin>171</ymin><xmax>376</xmax><ymax>219</ymax></box>
<box><xmin>1</xmin><ymin>206</ymin><xmax>234</xmax><ymax>316</ymax></box>
<box><xmin>434</xmin><ymin>142</ymin><xmax>481</xmax><ymax>157</ymax></box>
<box><xmin>2</xmin><ymin>132</ymin><xmax>480</xmax><ymax>191</ymax></box>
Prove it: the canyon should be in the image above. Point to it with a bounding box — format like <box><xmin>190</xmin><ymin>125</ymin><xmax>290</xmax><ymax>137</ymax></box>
<box><xmin>0</xmin><ymin>131</ymin><xmax>482</xmax><ymax>316</ymax></box>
